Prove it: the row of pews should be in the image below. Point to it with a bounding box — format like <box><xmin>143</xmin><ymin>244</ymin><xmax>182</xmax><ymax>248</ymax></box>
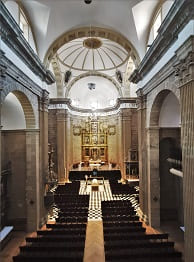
<box><xmin>13</xmin><ymin>182</ymin><xmax>89</xmax><ymax>262</ymax></box>
<box><xmin>13</xmin><ymin>179</ymin><xmax>182</xmax><ymax>261</ymax></box>
<box><xmin>102</xmin><ymin>182</ymin><xmax>182</xmax><ymax>262</ymax></box>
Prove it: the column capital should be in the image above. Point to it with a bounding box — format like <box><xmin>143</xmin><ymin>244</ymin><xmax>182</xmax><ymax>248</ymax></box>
<box><xmin>39</xmin><ymin>89</ymin><xmax>49</xmax><ymax>112</ymax></box>
<box><xmin>136</xmin><ymin>93</ymin><xmax>147</xmax><ymax>110</ymax></box>
<box><xmin>174</xmin><ymin>51</ymin><xmax>194</xmax><ymax>87</ymax></box>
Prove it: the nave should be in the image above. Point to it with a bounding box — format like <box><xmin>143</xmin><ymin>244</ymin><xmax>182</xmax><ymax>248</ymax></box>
<box><xmin>1</xmin><ymin>174</ymin><xmax>184</xmax><ymax>262</ymax></box>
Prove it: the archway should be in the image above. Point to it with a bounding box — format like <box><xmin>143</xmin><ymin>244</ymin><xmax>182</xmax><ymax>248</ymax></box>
<box><xmin>1</xmin><ymin>91</ymin><xmax>39</xmax><ymax>232</ymax></box>
<box><xmin>148</xmin><ymin>89</ymin><xmax>182</xmax><ymax>228</ymax></box>
<box><xmin>158</xmin><ymin>92</ymin><xmax>183</xmax><ymax>245</ymax></box>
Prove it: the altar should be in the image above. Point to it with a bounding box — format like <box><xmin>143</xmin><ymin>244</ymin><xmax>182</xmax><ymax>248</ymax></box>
<box><xmin>89</xmin><ymin>159</ymin><xmax>102</xmax><ymax>164</ymax></box>
<box><xmin>89</xmin><ymin>159</ymin><xmax>101</xmax><ymax>170</ymax></box>
<box><xmin>89</xmin><ymin>163</ymin><xmax>101</xmax><ymax>170</ymax></box>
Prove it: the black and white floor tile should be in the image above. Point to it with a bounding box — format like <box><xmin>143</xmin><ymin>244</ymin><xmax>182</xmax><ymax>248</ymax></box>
<box><xmin>48</xmin><ymin>180</ymin><xmax>139</xmax><ymax>221</ymax></box>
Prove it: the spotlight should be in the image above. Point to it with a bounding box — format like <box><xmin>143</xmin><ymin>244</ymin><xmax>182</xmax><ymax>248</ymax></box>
<box><xmin>84</xmin><ymin>0</ymin><xmax>92</xmax><ymax>4</ymax></box>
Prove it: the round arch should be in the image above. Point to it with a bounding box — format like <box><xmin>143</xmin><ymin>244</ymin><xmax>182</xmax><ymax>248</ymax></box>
<box><xmin>149</xmin><ymin>89</ymin><xmax>180</xmax><ymax>127</ymax></box>
<box><xmin>65</xmin><ymin>71</ymin><xmax>122</xmax><ymax>98</ymax></box>
<box><xmin>44</xmin><ymin>26</ymin><xmax>140</xmax><ymax>68</ymax></box>
<box><xmin>1</xmin><ymin>89</ymin><xmax>37</xmax><ymax>129</ymax></box>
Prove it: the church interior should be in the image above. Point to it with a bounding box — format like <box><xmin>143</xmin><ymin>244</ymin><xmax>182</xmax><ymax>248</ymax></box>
<box><xmin>0</xmin><ymin>0</ymin><xmax>194</xmax><ymax>261</ymax></box>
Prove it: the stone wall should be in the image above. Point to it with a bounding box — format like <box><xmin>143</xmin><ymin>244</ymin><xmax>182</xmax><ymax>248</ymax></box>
<box><xmin>2</xmin><ymin>130</ymin><xmax>27</xmax><ymax>230</ymax></box>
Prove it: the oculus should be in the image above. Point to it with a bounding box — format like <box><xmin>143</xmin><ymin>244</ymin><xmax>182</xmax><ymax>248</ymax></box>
<box><xmin>83</xmin><ymin>37</ymin><xmax>102</xmax><ymax>49</ymax></box>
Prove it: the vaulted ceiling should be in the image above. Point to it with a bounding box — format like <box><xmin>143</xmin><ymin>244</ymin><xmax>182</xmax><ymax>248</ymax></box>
<box><xmin>21</xmin><ymin>0</ymin><xmax>161</xmax><ymax>61</ymax></box>
<box><xmin>18</xmin><ymin>0</ymin><xmax>173</xmax><ymax>108</ymax></box>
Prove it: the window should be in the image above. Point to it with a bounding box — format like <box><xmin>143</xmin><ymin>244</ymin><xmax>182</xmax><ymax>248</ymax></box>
<box><xmin>147</xmin><ymin>1</ymin><xmax>174</xmax><ymax>50</ymax></box>
<box><xmin>19</xmin><ymin>9</ymin><xmax>29</xmax><ymax>41</ymax></box>
<box><xmin>153</xmin><ymin>11</ymin><xmax>162</xmax><ymax>39</ymax></box>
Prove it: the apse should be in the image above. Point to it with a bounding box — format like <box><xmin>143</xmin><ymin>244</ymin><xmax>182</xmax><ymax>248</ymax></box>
<box><xmin>68</xmin><ymin>76</ymin><xmax>119</xmax><ymax>110</ymax></box>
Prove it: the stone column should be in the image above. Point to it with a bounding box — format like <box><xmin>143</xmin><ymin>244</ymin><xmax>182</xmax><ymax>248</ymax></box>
<box><xmin>120</xmin><ymin>109</ymin><xmax>132</xmax><ymax>180</ymax></box>
<box><xmin>39</xmin><ymin>90</ymin><xmax>49</xmax><ymax>226</ymax></box>
<box><xmin>147</xmin><ymin>126</ymin><xmax>160</xmax><ymax>227</ymax></box>
<box><xmin>175</xmin><ymin>40</ymin><xmax>194</xmax><ymax>261</ymax></box>
<box><xmin>25</xmin><ymin>130</ymin><xmax>40</xmax><ymax>232</ymax></box>
<box><xmin>56</xmin><ymin>109</ymin><xmax>69</xmax><ymax>182</ymax></box>
<box><xmin>137</xmin><ymin>91</ymin><xmax>149</xmax><ymax>223</ymax></box>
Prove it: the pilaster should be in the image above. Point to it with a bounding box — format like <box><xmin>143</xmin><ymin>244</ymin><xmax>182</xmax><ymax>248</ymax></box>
<box><xmin>119</xmin><ymin>109</ymin><xmax>132</xmax><ymax>180</ymax></box>
<box><xmin>39</xmin><ymin>89</ymin><xmax>49</xmax><ymax>226</ymax></box>
<box><xmin>147</xmin><ymin>126</ymin><xmax>160</xmax><ymax>227</ymax></box>
<box><xmin>56</xmin><ymin>109</ymin><xmax>69</xmax><ymax>182</ymax></box>
<box><xmin>25</xmin><ymin>129</ymin><xmax>40</xmax><ymax>232</ymax></box>
<box><xmin>175</xmin><ymin>38</ymin><xmax>194</xmax><ymax>261</ymax></box>
<box><xmin>136</xmin><ymin>90</ymin><xmax>148</xmax><ymax>223</ymax></box>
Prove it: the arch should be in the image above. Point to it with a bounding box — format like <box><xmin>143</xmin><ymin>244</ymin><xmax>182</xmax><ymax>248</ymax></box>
<box><xmin>4</xmin><ymin>0</ymin><xmax>38</xmax><ymax>53</ymax></box>
<box><xmin>146</xmin><ymin>0</ymin><xmax>174</xmax><ymax>48</ymax></box>
<box><xmin>2</xmin><ymin>88</ymin><xmax>37</xmax><ymax>129</ymax></box>
<box><xmin>12</xmin><ymin>91</ymin><xmax>36</xmax><ymax>129</ymax></box>
<box><xmin>149</xmin><ymin>89</ymin><xmax>180</xmax><ymax>127</ymax></box>
<box><xmin>65</xmin><ymin>71</ymin><xmax>122</xmax><ymax>98</ymax></box>
<box><xmin>44</xmin><ymin>26</ymin><xmax>140</xmax><ymax>68</ymax></box>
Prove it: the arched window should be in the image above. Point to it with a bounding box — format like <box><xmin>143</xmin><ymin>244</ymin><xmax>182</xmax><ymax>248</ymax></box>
<box><xmin>19</xmin><ymin>8</ymin><xmax>29</xmax><ymax>41</ymax></box>
<box><xmin>4</xmin><ymin>0</ymin><xmax>37</xmax><ymax>54</ymax></box>
<box><xmin>147</xmin><ymin>1</ymin><xmax>174</xmax><ymax>50</ymax></box>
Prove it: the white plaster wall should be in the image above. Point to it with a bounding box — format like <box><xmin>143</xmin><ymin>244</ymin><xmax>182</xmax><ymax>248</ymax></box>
<box><xmin>162</xmin><ymin>1</ymin><xmax>174</xmax><ymax>19</ymax></box>
<box><xmin>159</xmin><ymin>92</ymin><xmax>180</xmax><ymax>127</ymax></box>
<box><xmin>68</xmin><ymin>76</ymin><xmax>119</xmax><ymax>109</ymax></box>
<box><xmin>48</xmin><ymin>83</ymin><xmax>57</xmax><ymax>98</ymax></box>
<box><xmin>4</xmin><ymin>1</ymin><xmax>19</xmax><ymax>22</ymax></box>
<box><xmin>130</xmin><ymin>83</ymin><xmax>138</xmax><ymax>97</ymax></box>
<box><xmin>1</xmin><ymin>93</ymin><xmax>26</xmax><ymax>130</ymax></box>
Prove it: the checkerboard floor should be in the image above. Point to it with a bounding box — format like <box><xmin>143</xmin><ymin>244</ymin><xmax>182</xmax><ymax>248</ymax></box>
<box><xmin>48</xmin><ymin>180</ymin><xmax>139</xmax><ymax>221</ymax></box>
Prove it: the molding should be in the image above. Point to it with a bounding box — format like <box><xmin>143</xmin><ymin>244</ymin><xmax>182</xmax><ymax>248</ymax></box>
<box><xmin>0</xmin><ymin>50</ymin><xmax>43</xmax><ymax>98</ymax></box>
<box><xmin>49</xmin><ymin>97</ymin><xmax>137</xmax><ymax>117</ymax></box>
<box><xmin>130</xmin><ymin>0</ymin><xmax>194</xmax><ymax>83</ymax></box>
<box><xmin>0</xmin><ymin>1</ymin><xmax>55</xmax><ymax>84</ymax></box>
<box><xmin>65</xmin><ymin>71</ymin><xmax>122</xmax><ymax>97</ymax></box>
<box><xmin>137</xmin><ymin>55</ymin><xmax>177</xmax><ymax>96</ymax></box>
<box><xmin>174</xmin><ymin>36</ymin><xmax>194</xmax><ymax>87</ymax></box>
<box><xmin>39</xmin><ymin>89</ymin><xmax>50</xmax><ymax>112</ymax></box>
<box><xmin>44</xmin><ymin>26</ymin><xmax>140</xmax><ymax>68</ymax></box>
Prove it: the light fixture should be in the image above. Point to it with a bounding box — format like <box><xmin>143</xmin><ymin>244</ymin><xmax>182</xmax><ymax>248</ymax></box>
<box><xmin>88</xmin><ymin>82</ymin><xmax>96</xmax><ymax>90</ymax></box>
<box><xmin>84</xmin><ymin>0</ymin><xmax>92</xmax><ymax>4</ymax></box>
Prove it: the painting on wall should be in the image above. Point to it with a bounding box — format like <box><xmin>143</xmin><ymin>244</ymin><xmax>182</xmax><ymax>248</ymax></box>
<box><xmin>131</xmin><ymin>151</ymin><xmax>138</xmax><ymax>161</ymax></box>
<box><xmin>100</xmin><ymin>135</ymin><xmax>105</xmax><ymax>144</ymax></box>
<box><xmin>91</xmin><ymin>122</ymin><xmax>98</xmax><ymax>133</ymax></box>
<box><xmin>92</xmin><ymin>135</ymin><xmax>98</xmax><ymax>144</ymax></box>
<box><xmin>85</xmin><ymin>148</ymin><xmax>89</xmax><ymax>156</ymax></box>
<box><xmin>100</xmin><ymin>148</ymin><xmax>105</xmax><ymax>156</ymax></box>
<box><xmin>84</xmin><ymin>135</ymin><xmax>90</xmax><ymax>144</ymax></box>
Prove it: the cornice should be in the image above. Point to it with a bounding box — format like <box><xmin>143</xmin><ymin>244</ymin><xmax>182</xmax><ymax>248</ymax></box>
<box><xmin>138</xmin><ymin>55</ymin><xmax>177</xmax><ymax>96</ymax></box>
<box><xmin>49</xmin><ymin>97</ymin><xmax>137</xmax><ymax>116</ymax></box>
<box><xmin>0</xmin><ymin>49</ymin><xmax>43</xmax><ymax>97</ymax></box>
<box><xmin>130</xmin><ymin>0</ymin><xmax>194</xmax><ymax>84</ymax></box>
<box><xmin>0</xmin><ymin>2</ymin><xmax>55</xmax><ymax>85</ymax></box>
